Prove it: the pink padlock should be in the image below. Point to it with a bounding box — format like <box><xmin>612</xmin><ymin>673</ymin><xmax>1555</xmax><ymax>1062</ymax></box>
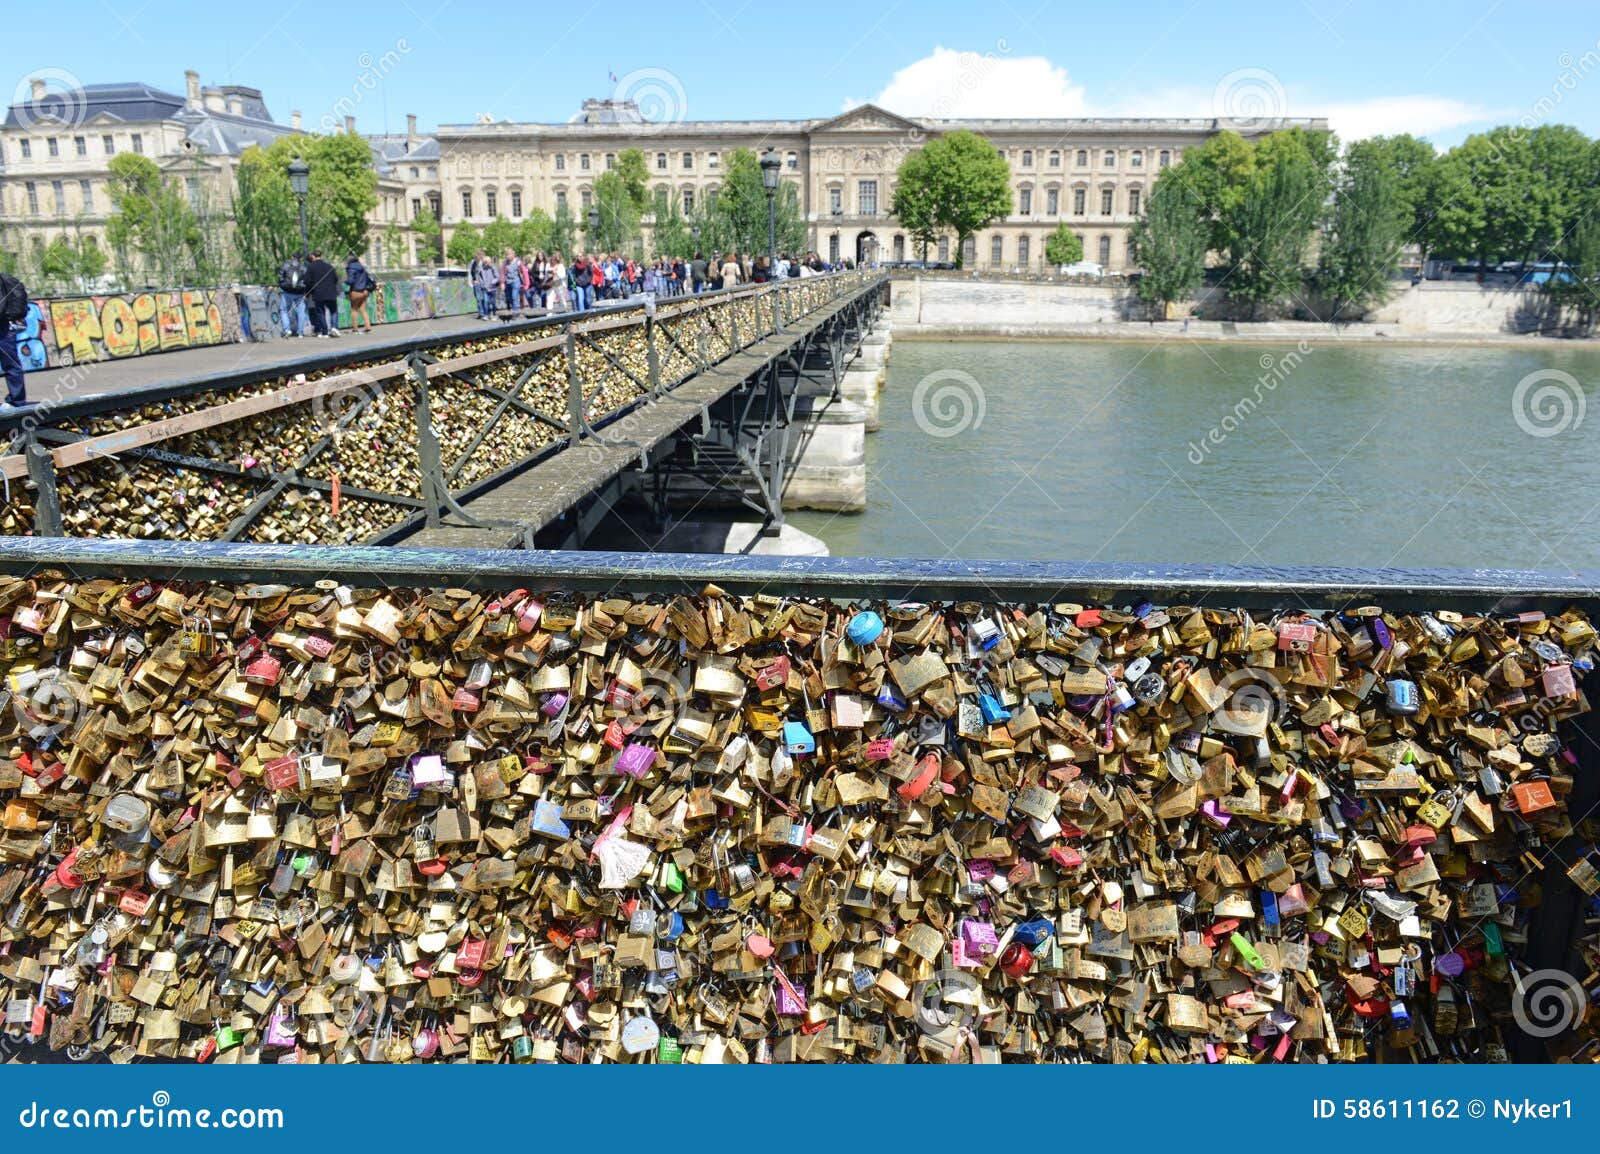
<box><xmin>959</xmin><ymin>918</ymin><xmax>999</xmax><ymax>958</ymax></box>
<box><xmin>263</xmin><ymin>1007</ymin><xmax>297</xmax><ymax>1049</ymax></box>
<box><xmin>613</xmin><ymin>742</ymin><xmax>654</xmax><ymax>778</ymax></box>
<box><xmin>541</xmin><ymin>691</ymin><xmax>569</xmax><ymax>717</ymax></box>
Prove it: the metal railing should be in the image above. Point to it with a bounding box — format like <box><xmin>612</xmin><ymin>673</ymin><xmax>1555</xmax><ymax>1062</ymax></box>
<box><xmin>1</xmin><ymin>272</ymin><xmax>887</xmax><ymax>545</ymax></box>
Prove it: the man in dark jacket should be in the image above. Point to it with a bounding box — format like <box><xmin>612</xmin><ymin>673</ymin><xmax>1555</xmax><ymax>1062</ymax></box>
<box><xmin>304</xmin><ymin>251</ymin><xmax>341</xmax><ymax>337</ymax></box>
<box><xmin>0</xmin><ymin>270</ymin><xmax>32</xmax><ymax>409</ymax></box>
<box><xmin>277</xmin><ymin>253</ymin><xmax>309</xmax><ymax>337</ymax></box>
<box><xmin>691</xmin><ymin>253</ymin><xmax>708</xmax><ymax>294</ymax></box>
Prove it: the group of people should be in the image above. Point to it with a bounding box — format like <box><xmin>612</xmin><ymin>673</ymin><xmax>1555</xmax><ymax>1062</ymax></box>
<box><xmin>275</xmin><ymin>251</ymin><xmax>378</xmax><ymax>338</ymax></box>
<box><xmin>467</xmin><ymin>249</ymin><xmax>836</xmax><ymax>318</ymax></box>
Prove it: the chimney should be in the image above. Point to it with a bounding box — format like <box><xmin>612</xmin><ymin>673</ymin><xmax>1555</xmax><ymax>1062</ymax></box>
<box><xmin>291</xmin><ymin>110</ymin><xmax>302</xmax><ymax>132</ymax></box>
<box><xmin>406</xmin><ymin>113</ymin><xmax>417</xmax><ymax>144</ymax></box>
<box><xmin>226</xmin><ymin>94</ymin><xmax>242</xmax><ymax>116</ymax></box>
<box><xmin>185</xmin><ymin>70</ymin><xmax>201</xmax><ymax>110</ymax></box>
<box><xmin>29</xmin><ymin>78</ymin><xmax>45</xmax><ymax>102</ymax></box>
<box><xmin>344</xmin><ymin>114</ymin><xmax>356</xmax><ymax>135</ymax></box>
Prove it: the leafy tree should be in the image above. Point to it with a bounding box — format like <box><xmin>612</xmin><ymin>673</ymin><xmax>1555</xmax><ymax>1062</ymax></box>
<box><xmin>891</xmin><ymin>130</ymin><xmax>1012</xmax><ymax>268</ymax></box>
<box><xmin>1165</xmin><ymin>130</ymin><xmax>1256</xmax><ymax>254</ymax></box>
<box><xmin>615</xmin><ymin>149</ymin><xmax>651</xmax><ymax>213</ymax></box>
<box><xmin>481</xmin><ymin>215</ymin><xmax>519</xmax><ymax>256</ymax></box>
<box><xmin>412</xmin><ymin>205</ymin><xmax>443</xmax><ymax>265</ymax></box>
<box><xmin>550</xmin><ymin>202</ymin><xmax>577</xmax><ymax>256</ymax></box>
<box><xmin>702</xmin><ymin>149</ymin><xmax>806</xmax><ymax>257</ymax></box>
<box><xmin>650</xmin><ymin>188</ymin><xmax>693</xmax><ymax>258</ymax></box>
<box><xmin>1547</xmin><ymin>209</ymin><xmax>1600</xmax><ymax>335</ymax></box>
<box><xmin>1423</xmin><ymin>127</ymin><xmax>1534</xmax><ymax>270</ymax></box>
<box><xmin>889</xmin><ymin>148</ymin><xmax>940</xmax><ymax>260</ymax></box>
<box><xmin>1317</xmin><ymin>145</ymin><xmax>1409</xmax><ymax>320</ymax></box>
<box><xmin>1128</xmin><ymin>182</ymin><xmax>1208</xmax><ymax>315</ymax></box>
<box><xmin>591</xmin><ymin>171</ymin><xmax>641</xmax><ymax>253</ymax></box>
<box><xmin>232</xmin><ymin>132</ymin><xmax>378</xmax><ymax>280</ymax></box>
<box><xmin>1223</xmin><ymin>136</ymin><xmax>1328</xmax><ymax>318</ymax></box>
<box><xmin>517</xmin><ymin>208</ymin><xmax>554</xmax><ymax>254</ymax></box>
<box><xmin>445</xmin><ymin>221</ymin><xmax>482</xmax><ymax>265</ymax></box>
<box><xmin>105</xmin><ymin>152</ymin><xmax>203</xmax><ymax>286</ymax></box>
<box><xmin>1350</xmin><ymin>135</ymin><xmax>1436</xmax><ymax>255</ymax></box>
<box><xmin>1043</xmin><ymin>223</ymin><xmax>1084</xmax><ymax>268</ymax></box>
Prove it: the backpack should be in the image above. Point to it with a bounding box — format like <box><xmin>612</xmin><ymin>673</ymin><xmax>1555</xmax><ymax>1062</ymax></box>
<box><xmin>278</xmin><ymin>259</ymin><xmax>306</xmax><ymax>294</ymax></box>
<box><xmin>0</xmin><ymin>272</ymin><xmax>27</xmax><ymax>325</ymax></box>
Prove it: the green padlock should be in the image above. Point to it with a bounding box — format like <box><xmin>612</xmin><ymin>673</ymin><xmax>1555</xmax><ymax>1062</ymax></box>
<box><xmin>661</xmin><ymin>861</ymin><xmax>684</xmax><ymax>894</ymax></box>
<box><xmin>657</xmin><ymin>1036</ymin><xmax>683</xmax><ymax>1063</ymax></box>
<box><xmin>215</xmin><ymin>1024</ymin><xmax>244</xmax><ymax>1052</ymax></box>
<box><xmin>512</xmin><ymin>1034</ymin><xmax>534</xmax><ymax>1061</ymax></box>
<box><xmin>1229</xmin><ymin>932</ymin><xmax>1266</xmax><ymax>971</ymax></box>
<box><xmin>1481</xmin><ymin>922</ymin><xmax>1504</xmax><ymax>957</ymax></box>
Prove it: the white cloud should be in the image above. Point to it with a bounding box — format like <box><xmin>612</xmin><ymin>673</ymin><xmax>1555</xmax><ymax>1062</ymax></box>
<box><xmin>1321</xmin><ymin>95</ymin><xmax>1500</xmax><ymax>142</ymax></box>
<box><xmin>847</xmin><ymin>46</ymin><xmax>1089</xmax><ymax>119</ymax></box>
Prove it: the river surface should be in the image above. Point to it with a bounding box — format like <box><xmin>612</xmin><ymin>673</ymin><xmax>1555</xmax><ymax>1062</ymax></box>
<box><xmin>788</xmin><ymin>339</ymin><xmax>1600</xmax><ymax>571</ymax></box>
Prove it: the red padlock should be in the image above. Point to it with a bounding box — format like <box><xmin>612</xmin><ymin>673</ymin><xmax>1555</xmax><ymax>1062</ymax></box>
<box><xmin>1000</xmin><ymin>942</ymin><xmax>1033</xmax><ymax>978</ymax></box>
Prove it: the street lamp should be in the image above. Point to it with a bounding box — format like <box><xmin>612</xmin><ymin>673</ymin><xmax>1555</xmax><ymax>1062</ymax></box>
<box><xmin>586</xmin><ymin>205</ymin><xmax>600</xmax><ymax>250</ymax></box>
<box><xmin>287</xmin><ymin>157</ymin><xmax>310</xmax><ymax>257</ymax></box>
<box><xmin>759</xmin><ymin>150</ymin><xmax>781</xmax><ymax>272</ymax></box>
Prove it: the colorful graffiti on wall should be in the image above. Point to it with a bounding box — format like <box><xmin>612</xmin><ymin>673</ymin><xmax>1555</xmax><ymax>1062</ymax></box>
<box><xmin>43</xmin><ymin>289</ymin><xmax>235</xmax><ymax>366</ymax></box>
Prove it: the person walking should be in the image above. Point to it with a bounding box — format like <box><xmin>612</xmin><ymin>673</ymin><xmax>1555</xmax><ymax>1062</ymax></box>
<box><xmin>0</xmin><ymin>268</ymin><xmax>34</xmax><ymax>410</ymax></box>
<box><xmin>502</xmin><ymin>249</ymin><xmax>523</xmax><ymax>311</ymax></box>
<box><xmin>473</xmin><ymin>251</ymin><xmax>499</xmax><ymax>319</ymax></box>
<box><xmin>691</xmin><ymin>252</ymin><xmax>708</xmax><ymax>294</ymax></box>
<box><xmin>569</xmin><ymin>255</ymin><xmax>589</xmax><ymax>312</ymax></box>
<box><xmin>720</xmin><ymin>251</ymin><xmax>742</xmax><ymax>289</ymax></box>
<box><xmin>548</xmin><ymin>253</ymin><xmax>569</xmax><ymax>312</ymax></box>
<box><xmin>344</xmin><ymin>252</ymin><xmax>376</xmax><ymax>334</ymax></box>
<box><xmin>277</xmin><ymin>251</ymin><xmax>309</xmax><ymax>337</ymax></box>
<box><xmin>304</xmin><ymin>250</ymin><xmax>341</xmax><ymax>337</ymax></box>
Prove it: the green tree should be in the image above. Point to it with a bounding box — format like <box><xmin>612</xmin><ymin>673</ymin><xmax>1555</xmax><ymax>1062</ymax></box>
<box><xmin>481</xmin><ymin>215</ymin><xmax>519</xmax><ymax>256</ymax></box>
<box><xmin>889</xmin><ymin>148</ymin><xmax>940</xmax><ymax>260</ymax></box>
<box><xmin>446</xmin><ymin>221</ymin><xmax>482</xmax><ymax>265</ymax></box>
<box><xmin>412</xmin><ymin>205</ymin><xmax>443</xmax><ymax>264</ymax></box>
<box><xmin>1350</xmin><ymin>135</ymin><xmax>1436</xmax><ymax>257</ymax></box>
<box><xmin>1166</xmin><ymin>130</ymin><xmax>1256</xmax><ymax>254</ymax></box>
<box><xmin>650</xmin><ymin>188</ymin><xmax>693</xmax><ymax>258</ymax></box>
<box><xmin>615</xmin><ymin>148</ymin><xmax>651</xmax><ymax>213</ymax></box>
<box><xmin>232</xmin><ymin>132</ymin><xmax>378</xmax><ymax>280</ymax></box>
<box><xmin>1423</xmin><ymin>127</ymin><xmax>1539</xmax><ymax>270</ymax></box>
<box><xmin>1128</xmin><ymin>182</ymin><xmax>1208</xmax><ymax>315</ymax></box>
<box><xmin>1043</xmin><ymin>223</ymin><xmax>1084</xmax><ymax>268</ymax></box>
<box><xmin>1547</xmin><ymin>209</ymin><xmax>1600</xmax><ymax>335</ymax></box>
<box><xmin>703</xmin><ymin>149</ymin><xmax>807</xmax><ymax>257</ymax></box>
<box><xmin>891</xmin><ymin>130</ymin><xmax>1012</xmax><ymax>268</ymax></box>
<box><xmin>1224</xmin><ymin>137</ymin><xmax>1328</xmax><ymax>318</ymax></box>
<box><xmin>517</xmin><ymin>208</ymin><xmax>554</xmax><ymax>254</ymax></box>
<box><xmin>550</xmin><ymin>202</ymin><xmax>577</xmax><ymax>256</ymax></box>
<box><xmin>1317</xmin><ymin>145</ymin><xmax>1409</xmax><ymax>320</ymax></box>
<box><xmin>105</xmin><ymin>152</ymin><xmax>203</xmax><ymax>286</ymax></box>
<box><xmin>591</xmin><ymin>171</ymin><xmax>641</xmax><ymax>253</ymax></box>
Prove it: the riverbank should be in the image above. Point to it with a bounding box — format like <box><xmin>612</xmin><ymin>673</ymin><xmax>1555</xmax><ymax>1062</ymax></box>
<box><xmin>891</xmin><ymin>319</ymin><xmax>1594</xmax><ymax>346</ymax></box>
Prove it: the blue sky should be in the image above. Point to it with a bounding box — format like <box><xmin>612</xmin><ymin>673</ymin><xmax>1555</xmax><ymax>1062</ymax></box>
<box><xmin>17</xmin><ymin>0</ymin><xmax>1600</xmax><ymax>147</ymax></box>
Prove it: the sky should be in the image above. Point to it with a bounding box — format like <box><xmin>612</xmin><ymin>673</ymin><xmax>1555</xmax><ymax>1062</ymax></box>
<box><xmin>15</xmin><ymin>0</ymin><xmax>1600</xmax><ymax>149</ymax></box>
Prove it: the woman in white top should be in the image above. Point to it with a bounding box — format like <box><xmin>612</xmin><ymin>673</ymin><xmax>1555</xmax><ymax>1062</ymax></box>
<box><xmin>548</xmin><ymin>254</ymin><xmax>570</xmax><ymax>312</ymax></box>
<box><xmin>719</xmin><ymin>253</ymin><xmax>741</xmax><ymax>287</ymax></box>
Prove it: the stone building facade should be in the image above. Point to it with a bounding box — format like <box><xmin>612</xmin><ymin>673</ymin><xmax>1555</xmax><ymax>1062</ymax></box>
<box><xmin>435</xmin><ymin>101</ymin><xmax>1329</xmax><ymax>270</ymax></box>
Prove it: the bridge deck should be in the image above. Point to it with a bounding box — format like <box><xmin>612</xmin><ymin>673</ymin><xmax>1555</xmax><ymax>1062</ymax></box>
<box><xmin>403</xmin><ymin>292</ymin><xmax>858</xmax><ymax>548</ymax></box>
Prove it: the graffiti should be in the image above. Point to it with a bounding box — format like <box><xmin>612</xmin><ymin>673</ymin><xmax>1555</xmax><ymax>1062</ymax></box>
<box><xmin>17</xmin><ymin>303</ymin><xmax>49</xmax><ymax>371</ymax></box>
<box><xmin>45</xmin><ymin>289</ymin><xmax>233</xmax><ymax>366</ymax></box>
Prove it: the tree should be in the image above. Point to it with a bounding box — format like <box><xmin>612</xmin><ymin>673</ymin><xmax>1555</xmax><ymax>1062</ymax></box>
<box><xmin>550</xmin><ymin>202</ymin><xmax>577</xmax><ymax>256</ymax></box>
<box><xmin>1217</xmin><ymin>129</ymin><xmax>1333</xmax><ymax>318</ymax></box>
<box><xmin>702</xmin><ymin>149</ymin><xmax>806</xmax><ymax>257</ymax></box>
<box><xmin>105</xmin><ymin>152</ymin><xmax>203</xmax><ymax>286</ymax></box>
<box><xmin>1317</xmin><ymin>145</ymin><xmax>1409</xmax><ymax>320</ymax></box>
<box><xmin>1165</xmin><ymin>130</ymin><xmax>1256</xmax><ymax>255</ymax></box>
<box><xmin>1350</xmin><ymin>135</ymin><xmax>1436</xmax><ymax>258</ymax></box>
<box><xmin>890</xmin><ymin>148</ymin><xmax>940</xmax><ymax>260</ymax></box>
<box><xmin>1043</xmin><ymin>223</ymin><xmax>1084</xmax><ymax>268</ymax></box>
<box><xmin>615</xmin><ymin>149</ymin><xmax>651</xmax><ymax>214</ymax></box>
<box><xmin>591</xmin><ymin>171</ymin><xmax>641</xmax><ymax>253</ymax></box>
<box><xmin>481</xmin><ymin>216</ymin><xmax>519</xmax><ymax>256</ymax></box>
<box><xmin>1128</xmin><ymin>182</ymin><xmax>1208</xmax><ymax>315</ymax></box>
<box><xmin>446</xmin><ymin>221</ymin><xmax>482</xmax><ymax>264</ymax></box>
<box><xmin>891</xmin><ymin>130</ymin><xmax>1012</xmax><ymax>268</ymax></box>
<box><xmin>232</xmin><ymin>132</ymin><xmax>378</xmax><ymax>279</ymax></box>
<box><xmin>650</xmin><ymin>188</ymin><xmax>693</xmax><ymax>258</ymax></box>
<box><xmin>412</xmin><ymin>205</ymin><xmax>443</xmax><ymax>265</ymax></box>
<box><xmin>517</xmin><ymin>208</ymin><xmax>554</xmax><ymax>254</ymax></box>
<box><xmin>1547</xmin><ymin>209</ymin><xmax>1600</xmax><ymax>335</ymax></box>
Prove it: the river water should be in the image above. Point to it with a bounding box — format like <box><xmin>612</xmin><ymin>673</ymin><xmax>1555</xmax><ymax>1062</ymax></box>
<box><xmin>788</xmin><ymin>339</ymin><xmax>1600</xmax><ymax>571</ymax></box>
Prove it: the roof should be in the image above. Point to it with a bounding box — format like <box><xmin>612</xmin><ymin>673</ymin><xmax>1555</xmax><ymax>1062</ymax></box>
<box><xmin>366</xmin><ymin>132</ymin><xmax>442</xmax><ymax>173</ymax></box>
<box><xmin>3</xmin><ymin>81</ymin><xmax>184</xmax><ymax>129</ymax></box>
<box><xmin>178</xmin><ymin>108</ymin><xmax>293</xmax><ymax>157</ymax></box>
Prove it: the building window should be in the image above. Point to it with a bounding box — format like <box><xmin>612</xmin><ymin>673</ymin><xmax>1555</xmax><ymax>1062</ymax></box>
<box><xmin>1131</xmin><ymin>150</ymin><xmax>1143</xmax><ymax>168</ymax></box>
<box><xmin>682</xmin><ymin>188</ymin><xmax>694</xmax><ymax>215</ymax></box>
<box><xmin>858</xmin><ymin>179</ymin><xmax>878</xmax><ymax>216</ymax></box>
<box><xmin>102</xmin><ymin>134</ymin><xmax>115</xmax><ymax>156</ymax></box>
<box><xmin>555</xmin><ymin>189</ymin><xmax>568</xmax><ymax>210</ymax></box>
<box><xmin>412</xmin><ymin>197</ymin><xmax>422</xmax><ymax>219</ymax></box>
<box><xmin>1073</xmin><ymin>188</ymin><xmax>1085</xmax><ymax>216</ymax></box>
<box><xmin>1048</xmin><ymin>150</ymin><xmax>1060</xmax><ymax>168</ymax></box>
<box><xmin>461</xmin><ymin>190</ymin><xmax>473</xmax><ymax>218</ymax></box>
<box><xmin>1103</xmin><ymin>150</ymin><xmax>1116</xmax><ymax>168</ymax></box>
<box><xmin>828</xmin><ymin>186</ymin><xmax>842</xmax><ymax>215</ymax></box>
<box><xmin>1021</xmin><ymin>149</ymin><xmax>1033</xmax><ymax>167</ymax></box>
<box><xmin>74</xmin><ymin>135</ymin><xmax>86</xmax><ymax>157</ymax></box>
<box><xmin>47</xmin><ymin>138</ymin><xmax>59</xmax><ymax>158</ymax></box>
<box><xmin>1075</xmin><ymin>149</ymin><xmax>1087</xmax><ymax>167</ymax></box>
<box><xmin>581</xmin><ymin>189</ymin><xmax>592</xmax><ymax>209</ymax></box>
<box><xmin>656</xmin><ymin>152</ymin><xmax>667</xmax><ymax>171</ymax></box>
<box><xmin>1158</xmin><ymin>150</ymin><xmax>1170</xmax><ymax>168</ymax></box>
<box><xmin>893</xmin><ymin>234</ymin><xmax>905</xmax><ymax>261</ymax></box>
<box><xmin>25</xmin><ymin>182</ymin><xmax>38</xmax><ymax>215</ymax></box>
<box><xmin>708</xmin><ymin>152</ymin><xmax>719</xmax><ymax>169</ymax></box>
<box><xmin>604</xmin><ymin>153</ymin><xmax>615</xmax><ymax>170</ymax></box>
<box><xmin>131</xmin><ymin>133</ymin><xmax>143</xmax><ymax>154</ymax></box>
<box><xmin>991</xmin><ymin>235</ymin><xmax>1003</xmax><ymax>264</ymax></box>
<box><xmin>555</xmin><ymin>154</ymin><xmax>566</xmax><ymax>171</ymax></box>
<box><xmin>1099</xmin><ymin>235</ymin><xmax>1111</xmax><ymax>264</ymax></box>
<box><xmin>18</xmin><ymin>139</ymin><xmax>30</xmax><ymax>160</ymax></box>
<box><xmin>1128</xmin><ymin>187</ymin><xmax>1141</xmax><ymax>216</ymax></box>
<box><xmin>510</xmin><ymin>190</ymin><xmax>522</xmax><ymax>218</ymax></box>
<box><xmin>681</xmin><ymin>151</ymin><xmax>692</xmax><ymax>169</ymax></box>
<box><xmin>786</xmin><ymin>151</ymin><xmax>798</xmax><ymax>170</ymax></box>
<box><xmin>963</xmin><ymin>236</ymin><xmax>976</xmax><ymax>264</ymax></box>
<box><xmin>1101</xmin><ymin>188</ymin><xmax>1114</xmax><ymax>215</ymax></box>
<box><xmin>485</xmin><ymin>189</ymin><xmax>497</xmax><ymax>217</ymax></box>
<box><xmin>52</xmin><ymin>179</ymin><xmax>65</xmax><ymax>215</ymax></box>
<box><xmin>79</xmin><ymin>179</ymin><xmax>91</xmax><ymax>212</ymax></box>
<box><xmin>580</xmin><ymin>153</ymin><xmax>590</xmax><ymax>170</ymax></box>
<box><xmin>937</xmin><ymin>236</ymin><xmax>950</xmax><ymax>263</ymax></box>
<box><xmin>409</xmin><ymin>166</ymin><xmax>419</xmax><ymax>179</ymax></box>
<box><xmin>1019</xmin><ymin>187</ymin><xmax>1031</xmax><ymax>215</ymax></box>
<box><xmin>1018</xmin><ymin>235</ymin><xmax>1030</xmax><ymax>265</ymax></box>
<box><xmin>829</xmin><ymin>233</ymin><xmax>840</xmax><ymax>263</ymax></box>
<box><xmin>1046</xmin><ymin>188</ymin><xmax>1059</xmax><ymax>215</ymax></box>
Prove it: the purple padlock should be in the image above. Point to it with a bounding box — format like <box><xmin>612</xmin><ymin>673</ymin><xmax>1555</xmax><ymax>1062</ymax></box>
<box><xmin>541</xmin><ymin>691</ymin><xmax>569</xmax><ymax>717</ymax></box>
<box><xmin>263</xmin><ymin>1006</ymin><xmax>297</xmax><ymax>1048</ymax></box>
<box><xmin>613</xmin><ymin>742</ymin><xmax>655</xmax><ymax>778</ymax></box>
<box><xmin>959</xmin><ymin>918</ymin><xmax>999</xmax><ymax>958</ymax></box>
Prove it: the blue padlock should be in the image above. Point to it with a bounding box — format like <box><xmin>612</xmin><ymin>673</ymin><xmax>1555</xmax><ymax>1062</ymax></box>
<box><xmin>702</xmin><ymin>888</ymin><xmax>730</xmax><ymax>910</ymax></box>
<box><xmin>846</xmin><ymin>611</ymin><xmax>884</xmax><ymax>647</ymax></box>
<box><xmin>1014</xmin><ymin>917</ymin><xmax>1054</xmax><ymax>948</ymax></box>
<box><xmin>1390</xmin><ymin>1000</ymin><xmax>1411</xmax><ymax>1030</ymax></box>
<box><xmin>782</xmin><ymin>720</ymin><xmax>815</xmax><ymax>755</ymax></box>
<box><xmin>1385</xmin><ymin>679</ymin><xmax>1419</xmax><ymax>715</ymax></box>
<box><xmin>1260</xmin><ymin>888</ymin><xmax>1280</xmax><ymax>928</ymax></box>
<box><xmin>659</xmin><ymin>911</ymin><xmax>685</xmax><ymax>942</ymax></box>
<box><xmin>978</xmin><ymin>693</ymin><xmax>1011</xmax><ymax>724</ymax></box>
<box><xmin>876</xmin><ymin>684</ymin><xmax>907</xmax><ymax>713</ymax></box>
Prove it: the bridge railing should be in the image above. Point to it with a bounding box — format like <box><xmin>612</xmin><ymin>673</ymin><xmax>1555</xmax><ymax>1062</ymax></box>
<box><xmin>0</xmin><ymin>272</ymin><xmax>888</xmax><ymax>546</ymax></box>
<box><xmin>0</xmin><ymin>536</ymin><xmax>1593</xmax><ymax>1064</ymax></box>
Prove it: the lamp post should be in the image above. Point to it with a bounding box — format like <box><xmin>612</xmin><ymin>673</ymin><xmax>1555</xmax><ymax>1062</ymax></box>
<box><xmin>759</xmin><ymin>150</ymin><xmax>781</xmax><ymax>273</ymax></box>
<box><xmin>287</xmin><ymin>158</ymin><xmax>310</xmax><ymax>257</ymax></box>
<box><xmin>586</xmin><ymin>205</ymin><xmax>601</xmax><ymax>252</ymax></box>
